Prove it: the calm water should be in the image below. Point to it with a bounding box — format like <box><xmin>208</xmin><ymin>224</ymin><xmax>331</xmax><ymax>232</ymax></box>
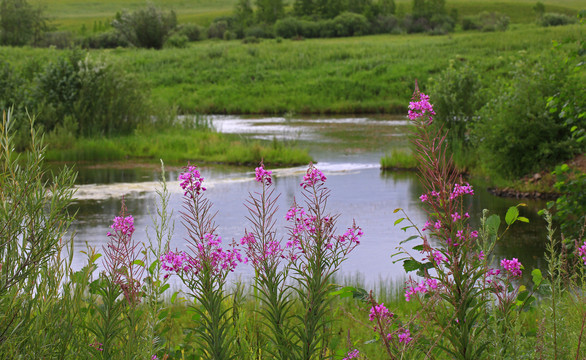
<box><xmin>67</xmin><ymin>116</ymin><xmax>548</xmax><ymax>288</ymax></box>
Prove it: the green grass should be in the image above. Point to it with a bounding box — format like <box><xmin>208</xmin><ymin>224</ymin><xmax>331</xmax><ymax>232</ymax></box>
<box><xmin>3</xmin><ymin>23</ymin><xmax>581</xmax><ymax>116</ymax></box>
<box><xmin>380</xmin><ymin>150</ymin><xmax>417</xmax><ymax>170</ymax></box>
<box><xmin>44</xmin><ymin>127</ymin><xmax>312</xmax><ymax>166</ymax></box>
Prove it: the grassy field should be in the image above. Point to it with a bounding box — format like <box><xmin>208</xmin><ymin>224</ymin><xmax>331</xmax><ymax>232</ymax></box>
<box><xmin>41</xmin><ymin>0</ymin><xmax>583</xmax><ymax>33</ymax></box>
<box><xmin>2</xmin><ymin>23</ymin><xmax>581</xmax><ymax>115</ymax></box>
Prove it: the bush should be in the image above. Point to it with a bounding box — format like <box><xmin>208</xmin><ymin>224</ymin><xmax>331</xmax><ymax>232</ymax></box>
<box><xmin>175</xmin><ymin>23</ymin><xmax>202</xmax><ymax>41</ymax></box>
<box><xmin>332</xmin><ymin>12</ymin><xmax>369</xmax><ymax>37</ymax></box>
<box><xmin>473</xmin><ymin>55</ymin><xmax>574</xmax><ymax>179</ymax></box>
<box><xmin>403</xmin><ymin>14</ymin><xmax>431</xmax><ymax>33</ymax></box>
<box><xmin>244</xmin><ymin>24</ymin><xmax>274</xmax><ymax>38</ymax></box>
<box><xmin>36</xmin><ymin>31</ymin><xmax>73</xmax><ymax>49</ymax></box>
<box><xmin>429</xmin><ymin>61</ymin><xmax>483</xmax><ymax>149</ymax></box>
<box><xmin>208</xmin><ymin>20</ymin><xmax>229</xmax><ymax>39</ymax></box>
<box><xmin>112</xmin><ymin>4</ymin><xmax>177</xmax><ymax>49</ymax></box>
<box><xmin>538</xmin><ymin>13</ymin><xmax>577</xmax><ymax>27</ymax></box>
<box><xmin>78</xmin><ymin>30</ymin><xmax>128</xmax><ymax>49</ymax></box>
<box><xmin>165</xmin><ymin>34</ymin><xmax>188</xmax><ymax>48</ymax></box>
<box><xmin>371</xmin><ymin>14</ymin><xmax>400</xmax><ymax>34</ymax></box>
<box><xmin>34</xmin><ymin>51</ymin><xmax>150</xmax><ymax>136</ymax></box>
<box><xmin>275</xmin><ymin>17</ymin><xmax>302</xmax><ymax>38</ymax></box>
<box><xmin>462</xmin><ymin>12</ymin><xmax>509</xmax><ymax>32</ymax></box>
<box><xmin>429</xmin><ymin>14</ymin><xmax>455</xmax><ymax>34</ymax></box>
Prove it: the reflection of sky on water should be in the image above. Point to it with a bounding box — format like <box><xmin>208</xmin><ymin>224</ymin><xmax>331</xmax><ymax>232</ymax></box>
<box><xmin>67</xmin><ymin>116</ymin><xmax>549</xmax><ymax>290</ymax></box>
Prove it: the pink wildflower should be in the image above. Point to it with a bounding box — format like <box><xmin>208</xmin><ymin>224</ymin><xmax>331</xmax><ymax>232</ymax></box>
<box><xmin>179</xmin><ymin>165</ymin><xmax>206</xmax><ymax>197</ymax></box>
<box><xmin>300</xmin><ymin>164</ymin><xmax>326</xmax><ymax>189</ymax></box>
<box><xmin>369</xmin><ymin>303</ymin><xmax>393</xmax><ymax>322</ymax></box>
<box><xmin>255</xmin><ymin>163</ymin><xmax>272</xmax><ymax>185</ymax></box>
<box><xmin>408</xmin><ymin>92</ymin><xmax>436</xmax><ymax>123</ymax></box>
<box><xmin>419</xmin><ymin>193</ymin><xmax>428</xmax><ymax>202</ymax></box>
<box><xmin>398</xmin><ymin>328</ymin><xmax>413</xmax><ymax>344</ymax></box>
<box><xmin>451</xmin><ymin>212</ymin><xmax>461</xmax><ymax>222</ymax></box>
<box><xmin>501</xmin><ymin>258</ymin><xmax>523</xmax><ymax>277</ymax></box>
<box><xmin>343</xmin><ymin>349</ymin><xmax>360</xmax><ymax>360</ymax></box>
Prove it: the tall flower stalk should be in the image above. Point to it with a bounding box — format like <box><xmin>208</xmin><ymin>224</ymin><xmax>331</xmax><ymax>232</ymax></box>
<box><xmin>161</xmin><ymin>165</ymin><xmax>245</xmax><ymax>360</ymax></box>
<box><xmin>241</xmin><ymin>162</ymin><xmax>295</xmax><ymax>359</ymax></box>
<box><xmin>288</xmin><ymin>164</ymin><xmax>362</xmax><ymax>360</ymax></box>
<box><xmin>391</xmin><ymin>87</ymin><xmax>534</xmax><ymax>359</ymax></box>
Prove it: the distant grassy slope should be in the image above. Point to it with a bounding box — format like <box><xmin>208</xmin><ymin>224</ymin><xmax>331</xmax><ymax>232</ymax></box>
<box><xmin>42</xmin><ymin>0</ymin><xmax>583</xmax><ymax>33</ymax></box>
<box><xmin>3</xmin><ymin>23</ymin><xmax>580</xmax><ymax>115</ymax></box>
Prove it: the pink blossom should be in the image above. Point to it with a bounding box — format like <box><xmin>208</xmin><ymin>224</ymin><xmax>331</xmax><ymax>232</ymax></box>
<box><xmin>398</xmin><ymin>328</ymin><xmax>413</xmax><ymax>344</ymax></box>
<box><xmin>470</xmin><ymin>231</ymin><xmax>478</xmax><ymax>238</ymax></box>
<box><xmin>579</xmin><ymin>242</ymin><xmax>586</xmax><ymax>265</ymax></box>
<box><xmin>408</xmin><ymin>92</ymin><xmax>436</xmax><ymax>123</ymax></box>
<box><xmin>369</xmin><ymin>303</ymin><xmax>393</xmax><ymax>322</ymax></box>
<box><xmin>451</xmin><ymin>212</ymin><xmax>461</xmax><ymax>222</ymax></box>
<box><xmin>300</xmin><ymin>165</ymin><xmax>326</xmax><ymax>189</ymax></box>
<box><xmin>108</xmin><ymin>215</ymin><xmax>135</xmax><ymax>237</ymax></box>
<box><xmin>343</xmin><ymin>349</ymin><xmax>360</xmax><ymax>360</ymax></box>
<box><xmin>501</xmin><ymin>258</ymin><xmax>523</xmax><ymax>277</ymax></box>
<box><xmin>419</xmin><ymin>193</ymin><xmax>428</xmax><ymax>202</ymax></box>
<box><xmin>449</xmin><ymin>183</ymin><xmax>474</xmax><ymax>200</ymax></box>
<box><xmin>255</xmin><ymin>164</ymin><xmax>272</xmax><ymax>185</ymax></box>
<box><xmin>179</xmin><ymin>165</ymin><xmax>206</xmax><ymax>197</ymax></box>
<box><xmin>431</xmin><ymin>251</ymin><xmax>446</xmax><ymax>265</ymax></box>
<box><xmin>434</xmin><ymin>220</ymin><xmax>442</xmax><ymax>229</ymax></box>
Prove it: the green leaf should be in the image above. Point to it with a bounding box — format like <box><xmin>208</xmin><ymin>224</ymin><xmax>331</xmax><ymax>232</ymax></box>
<box><xmin>394</xmin><ymin>217</ymin><xmax>405</xmax><ymax>226</ymax></box>
<box><xmin>149</xmin><ymin>259</ymin><xmax>159</xmax><ymax>274</ymax></box>
<box><xmin>532</xmin><ymin>269</ymin><xmax>542</xmax><ymax>286</ymax></box>
<box><xmin>403</xmin><ymin>259</ymin><xmax>421</xmax><ymax>273</ymax></box>
<box><xmin>487</xmin><ymin>214</ymin><xmax>501</xmax><ymax>235</ymax></box>
<box><xmin>517</xmin><ymin>216</ymin><xmax>529</xmax><ymax>223</ymax></box>
<box><xmin>400</xmin><ymin>235</ymin><xmax>419</xmax><ymax>244</ymax></box>
<box><xmin>171</xmin><ymin>291</ymin><xmax>179</xmax><ymax>304</ymax></box>
<box><xmin>90</xmin><ymin>253</ymin><xmax>102</xmax><ymax>263</ymax></box>
<box><xmin>132</xmin><ymin>259</ymin><xmax>145</xmax><ymax>267</ymax></box>
<box><xmin>505</xmin><ymin>206</ymin><xmax>519</xmax><ymax>225</ymax></box>
<box><xmin>329</xmin><ymin>286</ymin><xmax>356</xmax><ymax>298</ymax></box>
<box><xmin>412</xmin><ymin>244</ymin><xmax>424</xmax><ymax>251</ymax></box>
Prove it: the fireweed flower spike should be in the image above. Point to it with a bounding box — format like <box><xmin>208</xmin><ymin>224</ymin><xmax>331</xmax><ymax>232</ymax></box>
<box><xmin>103</xmin><ymin>200</ymin><xmax>145</xmax><ymax>306</ymax></box>
<box><xmin>160</xmin><ymin>164</ymin><xmax>244</xmax><ymax>359</ymax></box>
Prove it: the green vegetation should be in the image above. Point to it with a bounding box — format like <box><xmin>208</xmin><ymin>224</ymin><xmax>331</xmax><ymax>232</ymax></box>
<box><xmin>380</xmin><ymin>149</ymin><xmax>417</xmax><ymax>170</ymax></box>
<box><xmin>44</xmin><ymin>127</ymin><xmax>312</xmax><ymax>166</ymax></box>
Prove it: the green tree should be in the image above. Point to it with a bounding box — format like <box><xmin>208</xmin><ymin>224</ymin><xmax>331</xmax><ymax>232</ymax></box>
<box><xmin>255</xmin><ymin>0</ymin><xmax>284</xmax><ymax>23</ymax></box>
<box><xmin>379</xmin><ymin>0</ymin><xmax>396</xmax><ymax>15</ymax></box>
<box><xmin>294</xmin><ymin>0</ymin><xmax>314</xmax><ymax>16</ymax></box>
<box><xmin>0</xmin><ymin>0</ymin><xmax>47</xmax><ymax>46</ymax></box>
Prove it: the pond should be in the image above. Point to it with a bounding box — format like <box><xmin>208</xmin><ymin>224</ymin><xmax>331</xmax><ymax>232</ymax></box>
<box><xmin>67</xmin><ymin>116</ymin><xmax>549</xmax><ymax>289</ymax></box>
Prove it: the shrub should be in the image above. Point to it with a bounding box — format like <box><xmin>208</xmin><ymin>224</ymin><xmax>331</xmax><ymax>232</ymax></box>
<box><xmin>371</xmin><ymin>14</ymin><xmax>400</xmax><ymax>34</ymax></box>
<box><xmin>78</xmin><ymin>30</ymin><xmax>128</xmax><ymax>49</ymax></box>
<box><xmin>112</xmin><ymin>4</ymin><xmax>177</xmax><ymax>49</ymax></box>
<box><xmin>245</xmin><ymin>24</ymin><xmax>274</xmax><ymax>38</ymax></box>
<box><xmin>175</xmin><ymin>23</ymin><xmax>202</xmax><ymax>41</ymax></box>
<box><xmin>473</xmin><ymin>55</ymin><xmax>574</xmax><ymax>179</ymax></box>
<box><xmin>37</xmin><ymin>31</ymin><xmax>73</xmax><ymax>49</ymax></box>
<box><xmin>207</xmin><ymin>20</ymin><xmax>229</xmax><ymax>39</ymax></box>
<box><xmin>275</xmin><ymin>16</ymin><xmax>302</xmax><ymax>38</ymax></box>
<box><xmin>34</xmin><ymin>51</ymin><xmax>150</xmax><ymax>136</ymax></box>
<box><xmin>538</xmin><ymin>12</ymin><xmax>577</xmax><ymax>27</ymax></box>
<box><xmin>165</xmin><ymin>33</ymin><xmax>188</xmax><ymax>48</ymax></box>
<box><xmin>332</xmin><ymin>12</ymin><xmax>370</xmax><ymax>37</ymax></box>
<box><xmin>223</xmin><ymin>30</ymin><xmax>237</xmax><ymax>40</ymax></box>
<box><xmin>462</xmin><ymin>12</ymin><xmax>509</xmax><ymax>32</ymax></box>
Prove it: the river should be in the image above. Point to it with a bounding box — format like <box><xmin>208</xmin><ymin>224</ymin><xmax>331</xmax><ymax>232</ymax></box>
<box><xmin>67</xmin><ymin>116</ymin><xmax>549</xmax><ymax>289</ymax></box>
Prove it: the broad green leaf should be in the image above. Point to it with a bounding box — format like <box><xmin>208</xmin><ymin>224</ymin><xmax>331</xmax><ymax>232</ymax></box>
<box><xmin>505</xmin><ymin>206</ymin><xmax>519</xmax><ymax>225</ymax></box>
<box><xmin>517</xmin><ymin>216</ymin><xmax>529</xmax><ymax>223</ymax></box>
<box><xmin>90</xmin><ymin>253</ymin><xmax>102</xmax><ymax>263</ymax></box>
<box><xmin>403</xmin><ymin>259</ymin><xmax>421</xmax><ymax>273</ymax></box>
<box><xmin>329</xmin><ymin>286</ymin><xmax>355</xmax><ymax>298</ymax></box>
<box><xmin>394</xmin><ymin>217</ymin><xmax>405</xmax><ymax>226</ymax></box>
<box><xmin>412</xmin><ymin>245</ymin><xmax>424</xmax><ymax>251</ymax></box>
<box><xmin>532</xmin><ymin>269</ymin><xmax>542</xmax><ymax>286</ymax></box>
<box><xmin>171</xmin><ymin>291</ymin><xmax>179</xmax><ymax>304</ymax></box>
<box><xmin>487</xmin><ymin>214</ymin><xmax>501</xmax><ymax>235</ymax></box>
